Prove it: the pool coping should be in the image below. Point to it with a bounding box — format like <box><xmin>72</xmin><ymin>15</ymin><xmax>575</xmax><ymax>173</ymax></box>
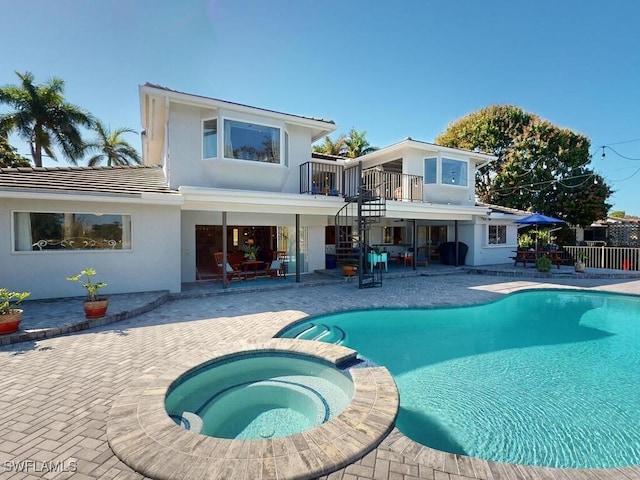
<box><xmin>107</xmin><ymin>339</ymin><xmax>399</xmax><ymax>480</ymax></box>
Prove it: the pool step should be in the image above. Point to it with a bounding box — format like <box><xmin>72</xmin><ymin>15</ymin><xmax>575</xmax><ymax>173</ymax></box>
<box><xmin>295</xmin><ymin>323</ymin><xmax>325</xmax><ymax>340</ymax></box>
<box><xmin>286</xmin><ymin>322</ymin><xmax>317</xmax><ymax>339</ymax></box>
<box><xmin>294</xmin><ymin>323</ymin><xmax>346</xmax><ymax>345</ymax></box>
<box><xmin>316</xmin><ymin>326</ymin><xmax>345</xmax><ymax>345</ymax></box>
<box><xmin>293</xmin><ymin>323</ymin><xmax>346</xmax><ymax>345</ymax></box>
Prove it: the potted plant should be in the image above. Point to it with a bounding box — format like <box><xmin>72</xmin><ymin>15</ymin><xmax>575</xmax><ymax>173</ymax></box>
<box><xmin>535</xmin><ymin>254</ymin><xmax>552</xmax><ymax>273</ymax></box>
<box><xmin>0</xmin><ymin>288</ymin><xmax>30</xmax><ymax>334</ymax></box>
<box><xmin>575</xmin><ymin>251</ymin><xmax>588</xmax><ymax>273</ymax></box>
<box><xmin>342</xmin><ymin>259</ymin><xmax>358</xmax><ymax>277</ymax></box>
<box><xmin>66</xmin><ymin>268</ymin><xmax>109</xmax><ymax>318</ymax></box>
<box><xmin>241</xmin><ymin>244</ymin><xmax>259</xmax><ymax>260</ymax></box>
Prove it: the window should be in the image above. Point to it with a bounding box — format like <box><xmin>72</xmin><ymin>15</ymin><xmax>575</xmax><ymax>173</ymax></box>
<box><xmin>382</xmin><ymin>226</ymin><xmax>392</xmax><ymax>244</ymax></box>
<box><xmin>424</xmin><ymin>158</ymin><xmax>437</xmax><ymax>184</ymax></box>
<box><xmin>441</xmin><ymin>158</ymin><xmax>468</xmax><ymax>186</ymax></box>
<box><xmin>203</xmin><ymin>119</ymin><xmax>218</xmax><ymax>158</ymax></box>
<box><xmin>223</xmin><ymin>119</ymin><xmax>280</xmax><ymax>163</ymax></box>
<box><xmin>488</xmin><ymin>225</ymin><xmax>506</xmax><ymax>245</ymax></box>
<box><xmin>14</xmin><ymin>212</ymin><xmax>132</xmax><ymax>251</ymax></box>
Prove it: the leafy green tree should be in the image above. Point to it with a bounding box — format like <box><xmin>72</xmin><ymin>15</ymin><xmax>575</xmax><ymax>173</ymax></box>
<box><xmin>610</xmin><ymin>211</ymin><xmax>625</xmax><ymax>218</ymax></box>
<box><xmin>313</xmin><ymin>134</ymin><xmax>346</xmax><ymax>156</ymax></box>
<box><xmin>0</xmin><ymin>134</ymin><xmax>30</xmax><ymax>167</ymax></box>
<box><xmin>0</xmin><ymin>71</ymin><xmax>93</xmax><ymax>167</ymax></box>
<box><xmin>344</xmin><ymin>127</ymin><xmax>377</xmax><ymax>158</ymax></box>
<box><xmin>435</xmin><ymin>105</ymin><xmax>612</xmax><ymax>226</ymax></box>
<box><xmin>85</xmin><ymin>121</ymin><xmax>141</xmax><ymax>166</ymax></box>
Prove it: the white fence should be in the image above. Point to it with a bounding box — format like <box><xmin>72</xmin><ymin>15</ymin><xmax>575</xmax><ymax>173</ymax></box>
<box><xmin>563</xmin><ymin>246</ymin><xmax>640</xmax><ymax>271</ymax></box>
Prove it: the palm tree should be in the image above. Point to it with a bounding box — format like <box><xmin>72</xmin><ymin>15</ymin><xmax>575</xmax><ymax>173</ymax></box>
<box><xmin>85</xmin><ymin>121</ymin><xmax>141</xmax><ymax>166</ymax></box>
<box><xmin>312</xmin><ymin>134</ymin><xmax>346</xmax><ymax>156</ymax></box>
<box><xmin>0</xmin><ymin>134</ymin><xmax>30</xmax><ymax>167</ymax></box>
<box><xmin>0</xmin><ymin>71</ymin><xmax>93</xmax><ymax>167</ymax></box>
<box><xmin>344</xmin><ymin>128</ymin><xmax>377</xmax><ymax>158</ymax></box>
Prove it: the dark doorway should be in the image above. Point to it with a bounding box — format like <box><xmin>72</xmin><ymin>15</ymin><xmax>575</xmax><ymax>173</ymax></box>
<box><xmin>195</xmin><ymin>225</ymin><xmax>277</xmax><ymax>277</ymax></box>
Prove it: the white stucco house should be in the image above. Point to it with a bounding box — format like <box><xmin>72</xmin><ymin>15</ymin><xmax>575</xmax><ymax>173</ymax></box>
<box><xmin>0</xmin><ymin>83</ymin><xmax>520</xmax><ymax>299</ymax></box>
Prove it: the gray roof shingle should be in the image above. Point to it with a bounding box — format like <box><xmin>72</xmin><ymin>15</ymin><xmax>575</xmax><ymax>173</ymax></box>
<box><xmin>0</xmin><ymin>165</ymin><xmax>177</xmax><ymax>197</ymax></box>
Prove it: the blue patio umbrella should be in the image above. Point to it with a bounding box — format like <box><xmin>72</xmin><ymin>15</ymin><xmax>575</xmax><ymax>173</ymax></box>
<box><xmin>515</xmin><ymin>213</ymin><xmax>565</xmax><ymax>226</ymax></box>
<box><xmin>515</xmin><ymin>213</ymin><xmax>565</xmax><ymax>249</ymax></box>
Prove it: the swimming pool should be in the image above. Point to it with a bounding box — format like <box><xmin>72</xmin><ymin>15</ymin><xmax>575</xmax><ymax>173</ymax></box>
<box><xmin>279</xmin><ymin>289</ymin><xmax>640</xmax><ymax>468</ymax></box>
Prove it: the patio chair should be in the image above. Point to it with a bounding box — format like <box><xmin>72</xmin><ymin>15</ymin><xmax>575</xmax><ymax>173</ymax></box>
<box><xmin>266</xmin><ymin>251</ymin><xmax>287</xmax><ymax>278</ymax></box>
<box><xmin>416</xmin><ymin>247</ymin><xmax>429</xmax><ymax>267</ymax></box>
<box><xmin>213</xmin><ymin>252</ymin><xmax>243</xmax><ymax>283</ymax></box>
<box><xmin>401</xmin><ymin>249</ymin><xmax>414</xmax><ymax>266</ymax></box>
<box><xmin>266</xmin><ymin>259</ymin><xmax>286</xmax><ymax>278</ymax></box>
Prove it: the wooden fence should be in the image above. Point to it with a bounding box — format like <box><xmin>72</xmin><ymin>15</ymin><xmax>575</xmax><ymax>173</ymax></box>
<box><xmin>563</xmin><ymin>246</ymin><xmax>640</xmax><ymax>271</ymax></box>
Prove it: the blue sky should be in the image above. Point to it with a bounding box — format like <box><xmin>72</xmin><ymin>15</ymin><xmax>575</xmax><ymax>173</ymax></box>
<box><xmin>1</xmin><ymin>0</ymin><xmax>639</xmax><ymax>215</ymax></box>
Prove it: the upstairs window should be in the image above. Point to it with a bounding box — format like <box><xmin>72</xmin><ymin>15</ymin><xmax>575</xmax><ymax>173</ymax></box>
<box><xmin>223</xmin><ymin>119</ymin><xmax>280</xmax><ymax>163</ymax></box>
<box><xmin>488</xmin><ymin>224</ymin><xmax>506</xmax><ymax>245</ymax></box>
<box><xmin>424</xmin><ymin>158</ymin><xmax>437</xmax><ymax>184</ymax></box>
<box><xmin>203</xmin><ymin>119</ymin><xmax>218</xmax><ymax>158</ymax></box>
<box><xmin>441</xmin><ymin>158</ymin><xmax>468</xmax><ymax>186</ymax></box>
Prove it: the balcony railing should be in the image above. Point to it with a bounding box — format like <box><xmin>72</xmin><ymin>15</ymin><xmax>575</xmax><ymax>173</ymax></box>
<box><xmin>300</xmin><ymin>161</ymin><xmax>344</xmax><ymax>196</ymax></box>
<box><xmin>301</xmin><ymin>162</ymin><xmax>424</xmax><ymax>202</ymax></box>
<box><xmin>360</xmin><ymin>168</ymin><xmax>423</xmax><ymax>202</ymax></box>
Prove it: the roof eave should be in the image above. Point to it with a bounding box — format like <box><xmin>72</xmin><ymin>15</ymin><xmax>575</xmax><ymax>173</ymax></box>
<box><xmin>139</xmin><ymin>83</ymin><xmax>337</xmax><ymax>137</ymax></box>
<box><xmin>355</xmin><ymin>138</ymin><xmax>497</xmax><ymax>164</ymax></box>
<box><xmin>0</xmin><ymin>189</ymin><xmax>183</xmax><ymax>205</ymax></box>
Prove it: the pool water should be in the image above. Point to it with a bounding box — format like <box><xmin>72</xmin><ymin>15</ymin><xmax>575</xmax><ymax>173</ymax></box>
<box><xmin>279</xmin><ymin>290</ymin><xmax>640</xmax><ymax>468</ymax></box>
<box><xmin>165</xmin><ymin>353</ymin><xmax>353</xmax><ymax>440</ymax></box>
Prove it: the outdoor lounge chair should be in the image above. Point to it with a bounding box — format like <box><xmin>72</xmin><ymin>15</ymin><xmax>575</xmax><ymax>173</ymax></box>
<box><xmin>213</xmin><ymin>252</ymin><xmax>243</xmax><ymax>283</ymax></box>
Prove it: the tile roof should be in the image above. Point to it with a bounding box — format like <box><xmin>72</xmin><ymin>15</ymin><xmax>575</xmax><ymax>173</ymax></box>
<box><xmin>476</xmin><ymin>202</ymin><xmax>530</xmax><ymax>216</ymax></box>
<box><xmin>0</xmin><ymin>165</ymin><xmax>177</xmax><ymax>197</ymax></box>
<box><xmin>143</xmin><ymin>82</ymin><xmax>336</xmax><ymax>125</ymax></box>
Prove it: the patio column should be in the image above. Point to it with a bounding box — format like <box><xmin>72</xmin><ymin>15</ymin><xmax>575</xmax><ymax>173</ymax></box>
<box><xmin>222</xmin><ymin>211</ymin><xmax>228</xmax><ymax>289</ymax></box>
<box><xmin>454</xmin><ymin>220</ymin><xmax>459</xmax><ymax>266</ymax></box>
<box><xmin>295</xmin><ymin>214</ymin><xmax>300</xmax><ymax>283</ymax></box>
<box><xmin>412</xmin><ymin>219</ymin><xmax>417</xmax><ymax>271</ymax></box>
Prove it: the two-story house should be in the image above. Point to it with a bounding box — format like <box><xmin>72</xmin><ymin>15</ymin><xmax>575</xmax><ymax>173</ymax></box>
<box><xmin>0</xmin><ymin>83</ymin><xmax>518</xmax><ymax>299</ymax></box>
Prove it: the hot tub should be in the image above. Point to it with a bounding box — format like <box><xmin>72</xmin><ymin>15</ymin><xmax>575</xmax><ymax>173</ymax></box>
<box><xmin>165</xmin><ymin>353</ymin><xmax>354</xmax><ymax>439</ymax></box>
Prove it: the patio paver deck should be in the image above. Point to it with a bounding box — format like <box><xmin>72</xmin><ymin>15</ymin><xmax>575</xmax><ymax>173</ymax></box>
<box><xmin>1</xmin><ymin>266</ymin><xmax>640</xmax><ymax>479</ymax></box>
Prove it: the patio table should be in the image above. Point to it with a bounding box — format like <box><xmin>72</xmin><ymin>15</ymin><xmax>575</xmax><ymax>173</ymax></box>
<box><xmin>242</xmin><ymin>260</ymin><xmax>265</xmax><ymax>280</ymax></box>
<box><xmin>512</xmin><ymin>250</ymin><xmax>563</xmax><ymax>269</ymax></box>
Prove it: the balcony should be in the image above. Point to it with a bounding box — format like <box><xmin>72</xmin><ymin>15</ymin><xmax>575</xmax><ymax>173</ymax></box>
<box><xmin>359</xmin><ymin>168</ymin><xmax>423</xmax><ymax>202</ymax></box>
<box><xmin>300</xmin><ymin>161</ymin><xmax>344</xmax><ymax>196</ymax></box>
<box><xmin>300</xmin><ymin>162</ymin><xmax>424</xmax><ymax>202</ymax></box>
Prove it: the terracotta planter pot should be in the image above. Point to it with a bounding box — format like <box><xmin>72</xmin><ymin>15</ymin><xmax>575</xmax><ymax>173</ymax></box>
<box><xmin>342</xmin><ymin>265</ymin><xmax>357</xmax><ymax>277</ymax></box>
<box><xmin>0</xmin><ymin>309</ymin><xmax>23</xmax><ymax>334</ymax></box>
<box><xmin>83</xmin><ymin>299</ymin><xmax>109</xmax><ymax>319</ymax></box>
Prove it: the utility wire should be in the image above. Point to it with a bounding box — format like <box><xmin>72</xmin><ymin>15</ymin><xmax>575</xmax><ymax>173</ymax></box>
<box><xmin>606</xmin><ymin>138</ymin><xmax>640</xmax><ymax>146</ymax></box>
<box><xmin>601</xmin><ymin>145</ymin><xmax>640</xmax><ymax>161</ymax></box>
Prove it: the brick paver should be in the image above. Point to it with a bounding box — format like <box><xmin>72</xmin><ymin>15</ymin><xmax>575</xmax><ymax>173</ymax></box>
<box><xmin>2</xmin><ymin>273</ymin><xmax>640</xmax><ymax>479</ymax></box>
